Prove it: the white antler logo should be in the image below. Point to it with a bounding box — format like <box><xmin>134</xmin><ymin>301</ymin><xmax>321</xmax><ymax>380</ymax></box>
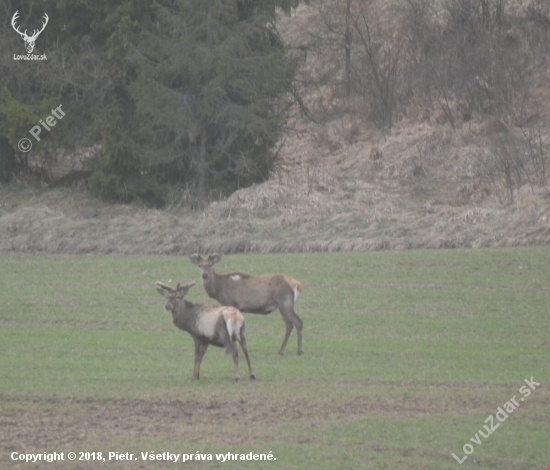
<box><xmin>11</xmin><ymin>11</ymin><xmax>49</xmax><ymax>54</ymax></box>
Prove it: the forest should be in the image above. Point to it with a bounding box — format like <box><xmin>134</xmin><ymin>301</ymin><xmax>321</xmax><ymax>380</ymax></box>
<box><xmin>1</xmin><ymin>0</ymin><xmax>549</xmax><ymax>209</ymax></box>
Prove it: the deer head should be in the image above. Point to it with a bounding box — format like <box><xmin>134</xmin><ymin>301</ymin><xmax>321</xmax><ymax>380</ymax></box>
<box><xmin>156</xmin><ymin>281</ymin><xmax>196</xmax><ymax>311</ymax></box>
<box><xmin>188</xmin><ymin>253</ymin><xmax>222</xmax><ymax>282</ymax></box>
<box><xmin>11</xmin><ymin>11</ymin><xmax>49</xmax><ymax>54</ymax></box>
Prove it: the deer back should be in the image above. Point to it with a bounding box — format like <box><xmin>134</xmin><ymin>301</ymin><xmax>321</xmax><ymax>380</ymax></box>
<box><xmin>213</xmin><ymin>272</ymin><xmax>299</xmax><ymax>313</ymax></box>
<box><xmin>173</xmin><ymin>299</ymin><xmax>244</xmax><ymax>345</ymax></box>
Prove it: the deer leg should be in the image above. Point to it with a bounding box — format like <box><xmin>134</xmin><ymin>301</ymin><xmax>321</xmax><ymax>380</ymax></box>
<box><xmin>290</xmin><ymin>309</ymin><xmax>303</xmax><ymax>355</ymax></box>
<box><xmin>219</xmin><ymin>322</ymin><xmax>241</xmax><ymax>381</ymax></box>
<box><xmin>225</xmin><ymin>340</ymin><xmax>240</xmax><ymax>382</ymax></box>
<box><xmin>193</xmin><ymin>338</ymin><xmax>201</xmax><ymax>379</ymax></box>
<box><xmin>277</xmin><ymin>312</ymin><xmax>294</xmax><ymax>356</ymax></box>
<box><xmin>193</xmin><ymin>340</ymin><xmax>209</xmax><ymax>379</ymax></box>
<box><xmin>279</xmin><ymin>304</ymin><xmax>303</xmax><ymax>355</ymax></box>
<box><xmin>237</xmin><ymin>326</ymin><xmax>256</xmax><ymax>379</ymax></box>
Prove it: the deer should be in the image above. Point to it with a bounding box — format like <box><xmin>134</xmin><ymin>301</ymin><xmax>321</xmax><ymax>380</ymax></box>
<box><xmin>188</xmin><ymin>253</ymin><xmax>303</xmax><ymax>356</ymax></box>
<box><xmin>156</xmin><ymin>281</ymin><xmax>255</xmax><ymax>382</ymax></box>
<box><xmin>11</xmin><ymin>11</ymin><xmax>49</xmax><ymax>54</ymax></box>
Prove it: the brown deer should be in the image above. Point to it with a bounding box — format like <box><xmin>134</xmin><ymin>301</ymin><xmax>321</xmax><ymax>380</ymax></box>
<box><xmin>156</xmin><ymin>281</ymin><xmax>255</xmax><ymax>381</ymax></box>
<box><xmin>188</xmin><ymin>254</ymin><xmax>303</xmax><ymax>355</ymax></box>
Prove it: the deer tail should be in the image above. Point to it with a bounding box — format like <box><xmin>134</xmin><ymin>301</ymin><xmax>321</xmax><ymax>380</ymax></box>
<box><xmin>224</xmin><ymin>309</ymin><xmax>243</xmax><ymax>341</ymax></box>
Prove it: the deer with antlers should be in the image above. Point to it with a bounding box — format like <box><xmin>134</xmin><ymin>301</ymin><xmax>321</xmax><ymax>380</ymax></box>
<box><xmin>189</xmin><ymin>254</ymin><xmax>304</xmax><ymax>355</ymax></box>
<box><xmin>156</xmin><ymin>281</ymin><xmax>255</xmax><ymax>381</ymax></box>
<box><xmin>11</xmin><ymin>11</ymin><xmax>49</xmax><ymax>54</ymax></box>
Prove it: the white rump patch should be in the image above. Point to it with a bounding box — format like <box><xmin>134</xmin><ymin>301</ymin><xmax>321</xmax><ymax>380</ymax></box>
<box><xmin>294</xmin><ymin>287</ymin><xmax>299</xmax><ymax>301</ymax></box>
<box><xmin>229</xmin><ymin>274</ymin><xmax>241</xmax><ymax>281</ymax></box>
<box><xmin>224</xmin><ymin>316</ymin><xmax>242</xmax><ymax>341</ymax></box>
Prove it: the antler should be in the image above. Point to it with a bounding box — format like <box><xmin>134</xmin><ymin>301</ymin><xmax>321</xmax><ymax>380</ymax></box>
<box><xmin>28</xmin><ymin>13</ymin><xmax>49</xmax><ymax>40</ymax></box>
<box><xmin>156</xmin><ymin>281</ymin><xmax>174</xmax><ymax>292</ymax></box>
<box><xmin>11</xmin><ymin>11</ymin><xmax>26</xmax><ymax>39</ymax></box>
<box><xmin>11</xmin><ymin>11</ymin><xmax>49</xmax><ymax>40</ymax></box>
<box><xmin>157</xmin><ymin>281</ymin><xmax>196</xmax><ymax>293</ymax></box>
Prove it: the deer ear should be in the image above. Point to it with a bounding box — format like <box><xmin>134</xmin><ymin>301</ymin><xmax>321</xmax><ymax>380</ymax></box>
<box><xmin>209</xmin><ymin>253</ymin><xmax>222</xmax><ymax>264</ymax></box>
<box><xmin>188</xmin><ymin>254</ymin><xmax>202</xmax><ymax>265</ymax></box>
<box><xmin>156</xmin><ymin>287</ymin><xmax>167</xmax><ymax>297</ymax></box>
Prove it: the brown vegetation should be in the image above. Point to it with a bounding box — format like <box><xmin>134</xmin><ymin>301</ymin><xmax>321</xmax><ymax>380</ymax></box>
<box><xmin>1</xmin><ymin>0</ymin><xmax>550</xmax><ymax>254</ymax></box>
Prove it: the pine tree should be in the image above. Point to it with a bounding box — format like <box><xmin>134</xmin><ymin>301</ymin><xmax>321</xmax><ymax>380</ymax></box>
<box><xmin>0</xmin><ymin>0</ymin><xmax>300</xmax><ymax>201</ymax></box>
<box><xmin>126</xmin><ymin>0</ymin><xmax>298</xmax><ymax>197</ymax></box>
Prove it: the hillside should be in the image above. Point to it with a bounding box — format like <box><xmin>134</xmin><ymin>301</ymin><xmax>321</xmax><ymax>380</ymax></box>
<box><xmin>1</xmin><ymin>1</ymin><xmax>549</xmax><ymax>254</ymax></box>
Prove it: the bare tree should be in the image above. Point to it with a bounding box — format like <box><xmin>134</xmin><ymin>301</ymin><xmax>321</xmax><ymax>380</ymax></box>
<box><xmin>352</xmin><ymin>6</ymin><xmax>405</xmax><ymax>132</ymax></box>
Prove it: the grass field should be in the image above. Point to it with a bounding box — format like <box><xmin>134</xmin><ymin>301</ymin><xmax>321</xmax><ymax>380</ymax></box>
<box><xmin>1</xmin><ymin>248</ymin><xmax>549</xmax><ymax>469</ymax></box>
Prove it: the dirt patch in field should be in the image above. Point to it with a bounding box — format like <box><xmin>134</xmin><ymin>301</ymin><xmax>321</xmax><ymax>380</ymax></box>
<box><xmin>0</xmin><ymin>382</ymin><xmax>522</xmax><ymax>448</ymax></box>
<box><xmin>0</xmin><ymin>389</ymin><xmax>446</xmax><ymax>453</ymax></box>
<box><xmin>2</xmin><ymin>393</ymin><xmax>420</xmax><ymax>452</ymax></box>
<box><xmin>2</xmin><ymin>392</ymin><xmax>413</xmax><ymax>468</ymax></box>
<box><xmin>2</xmin><ymin>382</ymin><xmax>547</xmax><ymax>468</ymax></box>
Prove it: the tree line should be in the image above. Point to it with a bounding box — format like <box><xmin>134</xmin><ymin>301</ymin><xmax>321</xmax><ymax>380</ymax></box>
<box><xmin>1</xmin><ymin>0</ymin><xmax>550</xmax><ymax>204</ymax></box>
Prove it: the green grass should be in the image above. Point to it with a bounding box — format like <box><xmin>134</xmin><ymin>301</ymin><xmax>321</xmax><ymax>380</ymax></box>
<box><xmin>1</xmin><ymin>248</ymin><xmax>549</xmax><ymax>469</ymax></box>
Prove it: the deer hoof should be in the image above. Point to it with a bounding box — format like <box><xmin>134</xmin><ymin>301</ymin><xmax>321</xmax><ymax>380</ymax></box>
<box><xmin>250</xmin><ymin>374</ymin><xmax>256</xmax><ymax>380</ymax></box>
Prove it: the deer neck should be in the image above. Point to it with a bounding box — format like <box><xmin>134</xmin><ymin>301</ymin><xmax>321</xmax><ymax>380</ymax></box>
<box><xmin>172</xmin><ymin>300</ymin><xmax>195</xmax><ymax>330</ymax></box>
<box><xmin>203</xmin><ymin>270</ymin><xmax>219</xmax><ymax>299</ymax></box>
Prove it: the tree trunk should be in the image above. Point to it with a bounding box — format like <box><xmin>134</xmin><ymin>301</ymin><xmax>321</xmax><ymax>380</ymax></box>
<box><xmin>344</xmin><ymin>0</ymin><xmax>353</xmax><ymax>96</ymax></box>
<box><xmin>198</xmin><ymin>125</ymin><xmax>207</xmax><ymax>196</ymax></box>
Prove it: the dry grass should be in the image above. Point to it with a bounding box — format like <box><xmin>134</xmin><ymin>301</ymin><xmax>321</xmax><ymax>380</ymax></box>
<box><xmin>1</xmin><ymin>134</ymin><xmax>549</xmax><ymax>254</ymax></box>
<box><xmin>1</xmin><ymin>125</ymin><xmax>550</xmax><ymax>254</ymax></box>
